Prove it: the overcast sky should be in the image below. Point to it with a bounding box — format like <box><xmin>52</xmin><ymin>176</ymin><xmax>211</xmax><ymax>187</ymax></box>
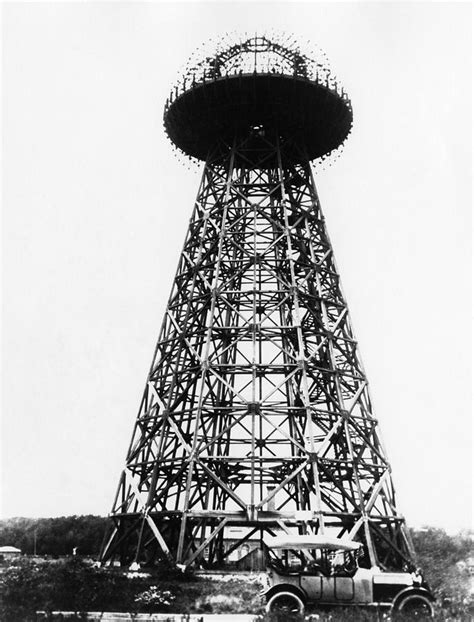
<box><xmin>2</xmin><ymin>2</ymin><xmax>472</xmax><ymax>534</ymax></box>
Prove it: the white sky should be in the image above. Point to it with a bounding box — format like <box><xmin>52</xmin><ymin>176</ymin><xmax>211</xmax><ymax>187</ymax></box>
<box><xmin>2</xmin><ymin>2</ymin><xmax>472</xmax><ymax>534</ymax></box>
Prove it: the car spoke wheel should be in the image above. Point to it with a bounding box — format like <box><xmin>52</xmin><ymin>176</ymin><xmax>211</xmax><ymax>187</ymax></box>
<box><xmin>394</xmin><ymin>594</ymin><xmax>434</xmax><ymax>619</ymax></box>
<box><xmin>266</xmin><ymin>591</ymin><xmax>304</xmax><ymax>615</ymax></box>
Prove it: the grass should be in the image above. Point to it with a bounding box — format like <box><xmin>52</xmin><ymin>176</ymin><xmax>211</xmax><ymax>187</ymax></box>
<box><xmin>1</xmin><ymin>557</ymin><xmax>472</xmax><ymax>621</ymax></box>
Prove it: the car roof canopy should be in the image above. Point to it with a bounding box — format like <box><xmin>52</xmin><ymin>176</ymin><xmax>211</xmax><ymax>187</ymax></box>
<box><xmin>265</xmin><ymin>535</ymin><xmax>362</xmax><ymax>552</ymax></box>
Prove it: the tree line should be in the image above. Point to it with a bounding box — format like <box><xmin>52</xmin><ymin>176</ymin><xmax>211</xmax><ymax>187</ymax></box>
<box><xmin>0</xmin><ymin>515</ymin><xmax>109</xmax><ymax>557</ymax></box>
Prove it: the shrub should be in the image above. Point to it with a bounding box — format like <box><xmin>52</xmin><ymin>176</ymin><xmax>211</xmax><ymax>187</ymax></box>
<box><xmin>0</xmin><ymin>557</ymin><xmax>153</xmax><ymax>619</ymax></box>
<box><xmin>134</xmin><ymin>586</ymin><xmax>176</xmax><ymax>610</ymax></box>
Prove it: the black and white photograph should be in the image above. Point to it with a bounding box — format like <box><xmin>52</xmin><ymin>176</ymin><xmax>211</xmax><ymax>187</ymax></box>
<box><xmin>1</xmin><ymin>1</ymin><xmax>472</xmax><ymax>620</ymax></box>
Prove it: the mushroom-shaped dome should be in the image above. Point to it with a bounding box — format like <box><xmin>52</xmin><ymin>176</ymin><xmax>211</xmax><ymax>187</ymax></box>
<box><xmin>164</xmin><ymin>35</ymin><xmax>352</xmax><ymax>165</ymax></box>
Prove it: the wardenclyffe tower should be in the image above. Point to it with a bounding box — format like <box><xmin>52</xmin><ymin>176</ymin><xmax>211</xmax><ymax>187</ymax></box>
<box><xmin>101</xmin><ymin>35</ymin><xmax>416</xmax><ymax>572</ymax></box>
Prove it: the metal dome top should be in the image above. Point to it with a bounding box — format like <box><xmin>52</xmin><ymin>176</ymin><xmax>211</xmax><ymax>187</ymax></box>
<box><xmin>164</xmin><ymin>34</ymin><xmax>353</xmax><ymax>166</ymax></box>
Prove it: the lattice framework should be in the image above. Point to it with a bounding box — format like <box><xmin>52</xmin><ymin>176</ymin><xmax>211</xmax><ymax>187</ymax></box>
<box><xmin>101</xmin><ymin>132</ymin><xmax>414</xmax><ymax>571</ymax></box>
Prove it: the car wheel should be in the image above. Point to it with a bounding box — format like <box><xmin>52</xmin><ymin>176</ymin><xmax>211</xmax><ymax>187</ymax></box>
<box><xmin>266</xmin><ymin>591</ymin><xmax>305</xmax><ymax>615</ymax></box>
<box><xmin>393</xmin><ymin>593</ymin><xmax>434</xmax><ymax>618</ymax></box>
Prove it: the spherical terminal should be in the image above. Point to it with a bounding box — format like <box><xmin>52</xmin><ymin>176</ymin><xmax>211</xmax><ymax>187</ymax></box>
<box><xmin>163</xmin><ymin>32</ymin><xmax>353</xmax><ymax>167</ymax></box>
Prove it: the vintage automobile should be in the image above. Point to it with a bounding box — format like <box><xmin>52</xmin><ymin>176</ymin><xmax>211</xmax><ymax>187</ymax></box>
<box><xmin>263</xmin><ymin>534</ymin><xmax>435</xmax><ymax>618</ymax></box>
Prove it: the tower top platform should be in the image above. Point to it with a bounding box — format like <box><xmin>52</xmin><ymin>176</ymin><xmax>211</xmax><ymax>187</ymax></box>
<box><xmin>164</xmin><ymin>35</ymin><xmax>353</xmax><ymax>165</ymax></box>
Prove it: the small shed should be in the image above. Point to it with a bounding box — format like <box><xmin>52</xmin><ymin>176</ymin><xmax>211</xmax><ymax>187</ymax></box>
<box><xmin>0</xmin><ymin>545</ymin><xmax>22</xmax><ymax>559</ymax></box>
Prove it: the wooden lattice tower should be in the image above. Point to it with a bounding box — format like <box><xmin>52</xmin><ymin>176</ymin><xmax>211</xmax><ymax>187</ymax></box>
<box><xmin>101</xmin><ymin>35</ymin><xmax>416</xmax><ymax>572</ymax></box>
